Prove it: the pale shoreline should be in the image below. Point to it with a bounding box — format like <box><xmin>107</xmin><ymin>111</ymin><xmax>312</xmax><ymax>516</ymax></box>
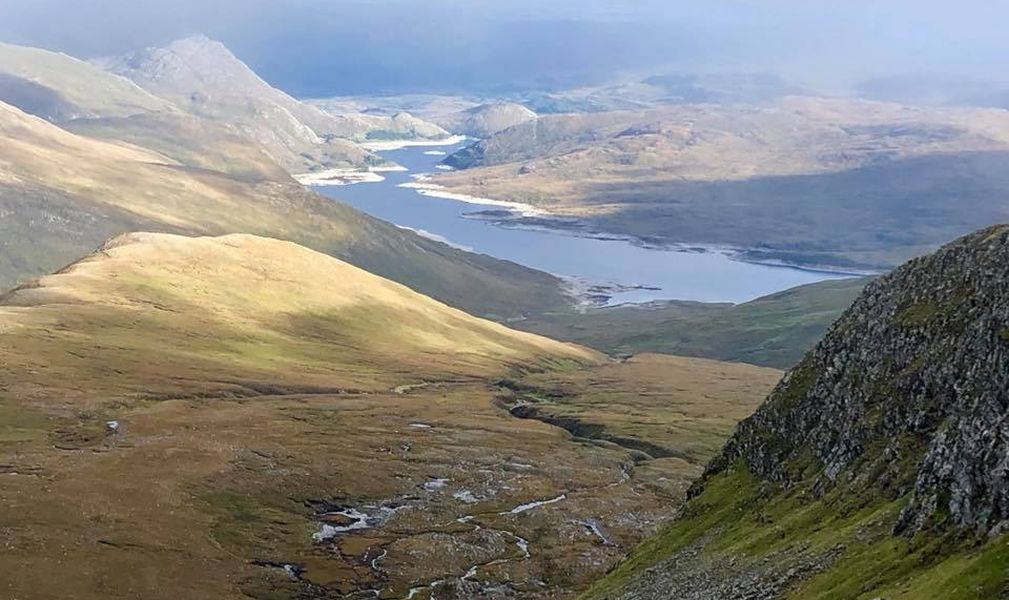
<box><xmin>294</xmin><ymin>164</ymin><xmax>408</xmax><ymax>187</ymax></box>
<box><xmin>360</xmin><ymin>134</ymin><xmax>467</xmax><ymax>151</ymax></box>
<box><xmin>397</xmin><ymin>180</ymin><xmax>549</xmax><ymax>218</ymax></box>
<box><xmin>400</xmin><ymin>180</ymin><xmax>874</xmax><ymax>278</ymax></box>
<box><xmin>295</xmin><ymin>169</ymin><xmax>386</xmax><ymax>186</ymax></box>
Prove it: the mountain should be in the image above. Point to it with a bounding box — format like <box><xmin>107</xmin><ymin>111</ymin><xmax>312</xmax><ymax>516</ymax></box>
<box><xmin>517</xmin><ymin>276</ymin><xmax>871</xmax><ymax>369</ymax></box>
<box><xmin>434</xmin><ymin>102</ymin><xmax>538</xmax><ymax>138</ymax></box>
<box><xmin>0</xmin><ymin>40</ymin><xmax>297</xmax><ymax>181</ymax></box>
<box><xmin>0</xmin><ymin>100</ymin><xmax>570</xmax><ymax>319</ymax></box>
<box><xmin>0</xmin><ymin>41</ymin><xmax>175</xmax><ymax>120</ymax></box>
<box><xmin>436</xmin><ymin>97</ymin><xmax>1009</xmax><ymax>271</ymax></box>
<box><xmin>97</xmin><ymin>36</ymin><xmax>382</xmax><ymax>173</ymax></box>
<box><xmin>583</xmin><ymin>224</ymin><xmax>1009</xmax><ymax>599</ymax></box>
<box><xmin>0</xmin><ymin>232</ymin><xmax>781</xmax><ymax>599</ymax></box>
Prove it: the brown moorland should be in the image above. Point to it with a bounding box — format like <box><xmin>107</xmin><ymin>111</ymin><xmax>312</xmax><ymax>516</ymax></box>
<box><xmin>0</xmin><ymin>232</ymin><xmax>780</xmax><ymax>599</ymax></box>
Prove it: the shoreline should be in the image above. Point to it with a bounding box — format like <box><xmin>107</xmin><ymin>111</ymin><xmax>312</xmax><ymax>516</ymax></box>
<box><xmin>398</xmin><ymin>180</ymin><xmax>552</xmax><ymax>218</ymax></box>
<box><xmin>294</xmin><ymin>164</ymin><xmax>408</xmax><ymax>187</ymax></box>
<box><xmin>360</xmin><ymin>134</ymin><xmax>468</xmax><ymax>151</ymax></box>
<box><xmin>406</xmin><ymin>180</ymin><xmax>877</xmax><ymax>278</ymax></box>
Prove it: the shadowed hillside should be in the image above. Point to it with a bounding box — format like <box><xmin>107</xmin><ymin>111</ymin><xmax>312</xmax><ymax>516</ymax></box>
<box><xmin>0</xmin><ymin>100</ymin><xmax>571</xmax><ymax>319</ymax></box>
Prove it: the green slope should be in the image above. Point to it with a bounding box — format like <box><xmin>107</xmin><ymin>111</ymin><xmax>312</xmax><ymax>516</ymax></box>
<box><xmin>517</xmin><ymin>277</ymin><xmax>871</xmax><ymax>369</ymax></box>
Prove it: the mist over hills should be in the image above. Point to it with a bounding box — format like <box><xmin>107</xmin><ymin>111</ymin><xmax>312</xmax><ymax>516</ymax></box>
<box><xmin>1</xmin><ymin>0</ymin><xmax>1008</xmax><ymax>99</ymax></box>
<box><xmin>1</xmin><ymin>3</ymin><xmax>1009</xmax><ymax>598</ymax></box>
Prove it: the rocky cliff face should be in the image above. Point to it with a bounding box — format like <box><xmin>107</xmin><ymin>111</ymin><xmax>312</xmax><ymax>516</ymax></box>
<box><xmin>704</xmin><ymin>224</ymin><xmax>1009</xmax><ymax>535</ymax></box>
<box><xmin>583</xmin><ymin>225</ymin><xmax>1009</xmax><ymax>600</ymax></box>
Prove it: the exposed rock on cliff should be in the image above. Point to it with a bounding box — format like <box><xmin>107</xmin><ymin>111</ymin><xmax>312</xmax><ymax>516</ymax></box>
<box><xmin>584</xmin><ymin>224</ymin><xmax>1009</xmax><ymax>600</ymax></box>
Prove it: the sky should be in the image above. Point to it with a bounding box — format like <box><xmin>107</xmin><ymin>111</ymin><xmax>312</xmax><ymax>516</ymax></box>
<box><xmin>1</xmin><ymin>0</ymin><xmax>1007</xmax><ymax>97</ymax></box>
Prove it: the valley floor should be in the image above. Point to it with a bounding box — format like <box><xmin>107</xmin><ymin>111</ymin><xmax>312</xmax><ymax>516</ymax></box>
<box><xmin>0</xmin><ymin>359</ymin><xmax>778</xmax><ymax>600</ymax></box>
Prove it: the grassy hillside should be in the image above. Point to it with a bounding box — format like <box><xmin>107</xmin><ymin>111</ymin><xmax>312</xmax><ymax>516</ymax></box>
<box><xmin>0</xmin><ymin>41</ymin><xmax>174</xmax><ymax>118</ymax></box>
<box><xmin>516</xmin><ymin>277</ymin><xmax>871</xmax><ymax>368</ymax></box>
<box><xmin>0</xmin><ymin>233</ymin><xmax>777</xmax><ymax>599</ymax></box>
<box><xmin>0</xmin><ymin>99</ymin><xmax>571</xmax><ymax>319</ymax></box>
<box><xmin>436</xmin><ymin>97</ymin><xmax>1009</xmax><ymax>270</ymax></box>
<box><xmin>1</xmin><ymin>232</ymin><xmax>596</xmax><ymax>394</ymax></box>
<box><xmin>581</xmin><ymin>226</ymin><xmax>1009</xmax><ymax>600</ymax></box>
<box><xmin>63</xmin><ymin>112</ymin><xmax>292</xmax><ymax>181</ymax></box>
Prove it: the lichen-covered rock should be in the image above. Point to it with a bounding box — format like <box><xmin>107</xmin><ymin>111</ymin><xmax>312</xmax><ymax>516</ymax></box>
<box><xmin>700</xmin><ymin>224</ymin><xmax>1009</xmax><ymax>536</ymax></box>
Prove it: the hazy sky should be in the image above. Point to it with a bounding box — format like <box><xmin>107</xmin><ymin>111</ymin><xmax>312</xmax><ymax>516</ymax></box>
<box><xmin>1</xmin><ymin>0</ymin><xmax>1007</xmax><ymax>96</ymax></box>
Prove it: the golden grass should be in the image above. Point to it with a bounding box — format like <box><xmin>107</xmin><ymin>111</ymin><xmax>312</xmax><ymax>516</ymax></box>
<box><xmin>0</xmin><ymin>232</ymin><xmax>598</xmax><ymax>406</ymax></box>
<box><xmin>0</xmin><ymin>233</ymin><xmax>775</xmax><ymax>599</ymax></box>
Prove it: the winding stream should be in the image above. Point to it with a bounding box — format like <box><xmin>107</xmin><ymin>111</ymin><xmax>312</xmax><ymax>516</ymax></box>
<box><xmin>310</xmin><ymin>488</ymin><xmax>574</xmax><ymax>599</ymax></box>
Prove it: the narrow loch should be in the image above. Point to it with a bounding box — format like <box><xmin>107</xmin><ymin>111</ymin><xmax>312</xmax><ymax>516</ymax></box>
<box><xmin>316</xmin><ymin>144</ymin><xmax>850</xmax><ymax>304</ymax></box>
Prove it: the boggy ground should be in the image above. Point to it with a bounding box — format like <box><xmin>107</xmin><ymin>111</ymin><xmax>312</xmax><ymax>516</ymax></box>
<box><xmin>0</xmin><ymin>233</ymin><xmax>780</xmax><ymax>599</ymax></box>
<box><xmin>0</xmin><ymin>371</ymin><xmax>778</xmax><ymax>600</ymax></box>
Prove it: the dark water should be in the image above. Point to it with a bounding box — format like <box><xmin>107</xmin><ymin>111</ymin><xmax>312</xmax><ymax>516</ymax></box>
<box><xmin>316</xmin><ymin>144</ymin><xmax>850</xmax><ymax>304</ymax></box>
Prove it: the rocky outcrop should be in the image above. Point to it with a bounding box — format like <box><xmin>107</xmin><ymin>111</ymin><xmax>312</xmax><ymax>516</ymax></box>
<box><xmin>702</xmin><ymin>224</ymin><xmax>1009</xmax><ymax>536</ymax></box>
<box><xmin>581</xmin><ymin>225</ymin><xmax>1009</xmax><ymax>600</ymax></box>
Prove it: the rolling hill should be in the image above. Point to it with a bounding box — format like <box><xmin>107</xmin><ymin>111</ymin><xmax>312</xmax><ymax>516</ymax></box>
<box><xmin>0</xmin><ymin>99</ymin><xmax>571</xmax><ymax>319</ymax></box>
<box><xmin>1</xmin><ymin>232</ymin><xmax>597</xmax><ymax>394</ymax></box>
<box><xmin>582</xmin><ymin>225</ymin><xmax>1009</xmax><ymax>599</ymax></box>
<box><xmin>434</xmin><ymin>102</ymin><xmax>538</xmax><ymax>138</ymax></box>
<box><xmin>0</xmin><ymin>40</ymin><xmax>175</xmax><ymax>119</ymax></box>
<box><xmin>436</xmin><ymin>97</ymin><xmax>1009</xmax><ymax>270</ymax></box>
<box><xmin>0</xmin><ymin>232</ymin><xmax>780</xmax><ymax>599</ymax></box>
